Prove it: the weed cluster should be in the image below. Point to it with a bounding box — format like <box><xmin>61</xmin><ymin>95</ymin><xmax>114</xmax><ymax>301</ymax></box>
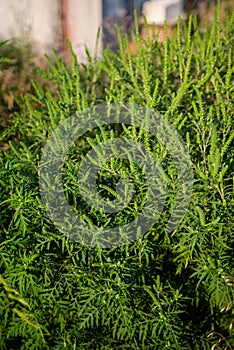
<box><xmin>0</xmin><ymin>5</ymin><xmax>233</xmax><ymax>350</ymax></box>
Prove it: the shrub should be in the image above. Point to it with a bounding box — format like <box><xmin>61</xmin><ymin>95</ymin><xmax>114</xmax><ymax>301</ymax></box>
<box><xmin>0</xmin><ymin>5</ymin><xmax>233</xmax><ymax>350</ymax></box>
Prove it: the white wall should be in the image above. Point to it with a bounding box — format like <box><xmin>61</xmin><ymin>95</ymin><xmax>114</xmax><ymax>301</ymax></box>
<box><xmin>0</xmin><ymin>0</ymin><xmax>103</xmax><ymax>61</ymax></box>
<box><xmin>68</xmin><ymin>0</ymin><xmax>102</xmax><ymax>62</ymax></box>
<box><xmin>0</xmin><ymin>0</ymin><xmax>61</xmax><ymax>53</ymax></box>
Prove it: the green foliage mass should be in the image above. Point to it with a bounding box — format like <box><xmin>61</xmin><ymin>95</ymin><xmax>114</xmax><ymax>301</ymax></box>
<box><xmin>0</xmin><ymin>6</ymin><xmax>233</xmax><ymax>350</ymax></box>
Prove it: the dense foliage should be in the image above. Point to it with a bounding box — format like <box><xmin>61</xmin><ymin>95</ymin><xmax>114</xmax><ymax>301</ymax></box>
<box><xmin>0</xmin><ymin>7</ymin><xmax>233</xmax><ymax>350</ymax></box>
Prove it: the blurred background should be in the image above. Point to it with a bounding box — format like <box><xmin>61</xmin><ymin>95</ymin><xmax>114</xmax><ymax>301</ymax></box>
<box><xmin>1</xmin><ymin>0</ymin><xmax>233</xmax><ymax>62</ymax></box>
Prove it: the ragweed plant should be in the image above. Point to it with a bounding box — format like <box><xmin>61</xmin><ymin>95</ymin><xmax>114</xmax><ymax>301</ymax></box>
<box><xmin>0</xmin><ymin>4</ymin><xmax>233</xmax><ymax>350</ymax></box>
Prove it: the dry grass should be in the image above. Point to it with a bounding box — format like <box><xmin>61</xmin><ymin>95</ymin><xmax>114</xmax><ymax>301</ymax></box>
<box><xmin>198</xmin><ymin>0</ymin><xmax>234</xmax><ymax>29</ymax></box>
<box><xmin>0</xmin><ymin>40</ymin><xmax>49</xmax><ymax>133</ymax></box>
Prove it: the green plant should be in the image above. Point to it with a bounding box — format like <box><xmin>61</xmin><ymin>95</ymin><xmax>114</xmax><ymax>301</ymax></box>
<box><xmin>0</xmin><ymin>4</ymin><xmax>233</xmax><ymax>350</ymax></box>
